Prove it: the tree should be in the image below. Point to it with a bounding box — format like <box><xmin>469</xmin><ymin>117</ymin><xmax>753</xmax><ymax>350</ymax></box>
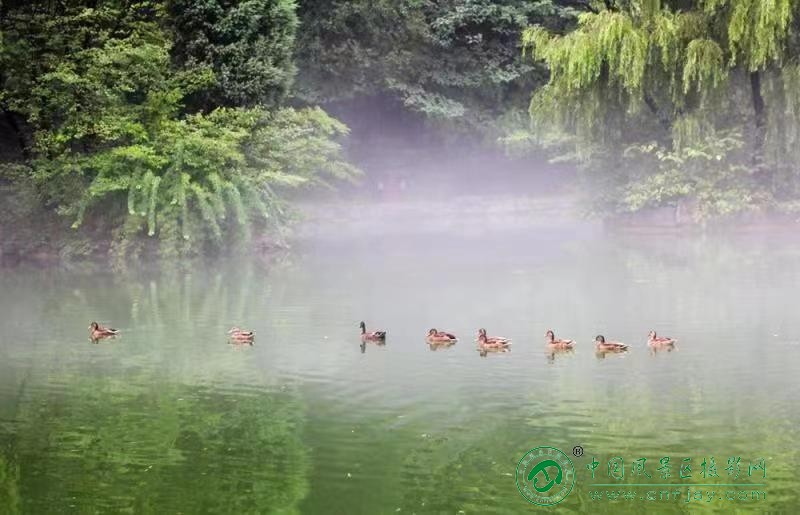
<box><xmin>0</xmin><ymin>1</ymin><xmax>356</xmax><ymax>261</ymax></box>
<box><xmin>522</xmin><ymin>0</ymin><xmax>800</xmax><ymax>218</ymax></box>
<box><xmin>295</xmin><ymin>0</ymin><xmax>577</xmax><ymax>130</ymax></box>
<box><xmin>167</xmin><ymin>0</ymin><xmax>299</xmax><ymax>109</ymax></box>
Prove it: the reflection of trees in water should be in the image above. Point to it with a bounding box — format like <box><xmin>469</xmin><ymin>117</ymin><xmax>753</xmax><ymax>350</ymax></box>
<box><xmin>0</xmin><ymin>260</ymin><xmax>313</xmax><ymax>512</ymax></box>
<box><xmin>400</xmin><ymin>433</ymin><xmax>513</xmax><ymax>514</ymax></box>
<box><xmin>0</xmin><ymin>453</ymin><xmax>21</xmax><ymax>514</ymax></box>
<box><xmin>0</xmin><ymin>377</ymin><xmax>308</xmax><ymax>513</ymax></box>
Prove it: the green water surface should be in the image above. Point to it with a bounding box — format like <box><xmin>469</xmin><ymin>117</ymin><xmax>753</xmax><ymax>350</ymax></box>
<box><xmin>1</xmin><ymin>230</ymin><xmax>799</xmax><ymax>514</ymax></box>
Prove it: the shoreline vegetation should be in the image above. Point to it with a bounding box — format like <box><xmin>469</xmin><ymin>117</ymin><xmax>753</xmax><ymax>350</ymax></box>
<box><xmin>4</xmin><ymin>1</ymin><xmax>800</xmax><ymax>267</ymax></box>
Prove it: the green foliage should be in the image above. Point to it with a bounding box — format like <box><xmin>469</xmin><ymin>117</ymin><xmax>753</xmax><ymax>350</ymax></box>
<box><xmin>623</xmin><ymin>132</ymin><xmax>760</xmax><ymax>218</ymax></box>
<box><xmin>168</xmin><ymin>0</ymin><xmax>299</xmax><ymax>108</ymax></box>
<box><xmin>295</xmin><ymin>0</ymin><xmax>578</xmax><ymax>129</ymax></box>
<box><xmin>706</xmin><ymin>0</ymin><xmax>793</xmax><ymax>71</ymax></box>
<box><xmin>0</xmin><ymin>0</ymin><xmax>356</xmax><ymax>262</ymax></box>
<box><xmin>682</xmin><ymin>38</ymin><xmax>726</xmax><ymax>95</ymax></box>
<box><xmin>521</xmin><ymin>0</ymin><xmax>800</xmax><ymax>218</ymax></box>
<box><xmin>38</xmin><ymin>100</ymin><xmax>353</xmax><ymax>258</ymax></box>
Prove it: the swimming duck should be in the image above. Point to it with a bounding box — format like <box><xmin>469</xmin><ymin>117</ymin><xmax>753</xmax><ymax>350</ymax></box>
<box><xmin>477</xmin><ymin>333</ymin><xmax>511</xmax><ymax>349</ymax></box>
<box><xmin>477</xmin><ymin>328</ymin><xmax>510</xmax><ymax>345</ymax></box>
<box><xmin>545</xmin><ymin>330</ymin><xmax>574</xmax><ymax>348</ymax></box>
<box><xmin>228</xmin><ymin>327</ymin><xmax>255</xmax><ymax>343</ymax></box>
<box><xmin>427</xmin><ymin>328</ymin><xmax>457</xmax><ymax>344</ymax></box>
<box><xmin>360</xmin><ymin>321</ymin><xmax>386</xmax><ymax>342</ymax></box>
<box><xmin>647</xmin><ymin>330</ymin><xmax>676</xmax><ymax>346</ymax></box>
<box><xmin>594</xmin><ymin>335</ymin><xmax>628</xmax><ymax>352</ymax></box>
<box><xmin>89</xmin><ymin>321</ymin><xmax>119</xmax><ymax>341</ymax></box>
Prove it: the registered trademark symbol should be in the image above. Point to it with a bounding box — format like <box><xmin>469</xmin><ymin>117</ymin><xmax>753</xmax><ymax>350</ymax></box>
<box><xmin>572</xmin><ymin>446</ymin><xmax>584</xmax><ymax>457</ymax></box>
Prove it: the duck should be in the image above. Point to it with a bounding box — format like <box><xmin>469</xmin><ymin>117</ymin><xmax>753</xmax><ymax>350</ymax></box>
<box><xmin>647</xmin><ymin>330</ymin><xmax>676</xmax><ymax>346</ymax></box>
<box><xmin>477</xmin><ymin>333</ymin><xmax>511</xmax><ymax>349</ymax></box>
<box><xmin>228</xmin><ymin>327</ymin><xmax>255</xmax><ymax>343</ymax></box>
<box><xmin>427</xmin><ymin>328</ymin><xmax>457</xmax><ymax>344</ymax></box>
<box><xmin>89</xmin><ymin>321</ymin><xmax>119</xmax><ymax>341</ymax></box>
<box><xmin>360</xmin><ymin>321</ymin><xmax>386</xmax><ymax>343</ymax></box>
<box><xmin>594</xmin><ymin>335</ymin><xmax>628</xmax><ymax>352</ymax></box>
<box><xmin>545</xmin><ymin>330</ymin><xmax>574</xmax><ymax>349</ymax></box>
<box><xmin>477</xmin><ymin>328</ymin><xmax>510</xmax><ymax>345</ymax></box>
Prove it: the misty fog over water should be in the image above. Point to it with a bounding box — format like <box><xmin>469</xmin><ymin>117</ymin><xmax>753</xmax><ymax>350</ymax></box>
<box><xmin>3</xmin><ymin>160</ymin><xmax>800</xmax><ymax>511</ymax></box>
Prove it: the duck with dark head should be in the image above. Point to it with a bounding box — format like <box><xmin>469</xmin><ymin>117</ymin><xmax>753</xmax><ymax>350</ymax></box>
<box><xmin>89</xmin><ymin>321</ymin><xmax>119</xmax><ymax>342</ymax></box>
<box><xmin>426</xmin><ymin>328</ymin><xmax>457</xmax><ymax>344</ymax></box>
<box><xmin>477</xmin><ymin>332</ymin><xmax>511</xmax><ymax>350</ymax></box>
<box><xmin>477</xmin><ymin>328</ymin><xmax>510</xmax><ymax>345</ymax></box>
<box><xmin>594</xmin><ymin>335</ymin><xmax>628</xmax><ymax>352</ymax></box>
<box><xmin>545</xmin><ymin>329</ymin><xmax>574</xmax><ymax>349</ymax></box>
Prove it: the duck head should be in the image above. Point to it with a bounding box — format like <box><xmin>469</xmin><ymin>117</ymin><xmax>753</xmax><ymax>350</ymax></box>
<box><xmin>360</xmin><ymin>321</ymin><xmax>366</xmax><ymax>333</ymax></box>
<box><xmin>647</xmin><ymin>330</ymin><xmax>657</xmax><ymax>339</ymax></box>
<box><xmin>545</xmin><ymin>330</ymin><xmax>555</xmax><ymax>341</ymax></box>
<box><xmin>595</xmin><ymin>335</ymin><xmax>606</xmax><ymax>344</ymax></box>
<box><xmin>428</xmin><ymin>328</ymin><xmax>438</xmax><ymax>336</ymax></box>
<box><xmin>477</xmin><ymin>328</ymin><xmax>487</xmax><ymax>337</ymax></box>
<box><xmin>89</xmin><ymin>322</ymin><xmax>99</xmax><ymax>330</ymax></box>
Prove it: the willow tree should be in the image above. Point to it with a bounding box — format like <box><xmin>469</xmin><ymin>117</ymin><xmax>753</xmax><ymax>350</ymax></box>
<box><xmin>522</xmin><ymin>0</ymin><xmax>800</xmax><ymax>218</ymax></box>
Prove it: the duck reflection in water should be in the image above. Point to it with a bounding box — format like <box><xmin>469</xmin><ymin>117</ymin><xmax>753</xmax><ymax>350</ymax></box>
<box><xmin>428</xmin><ymin>340</ymin><xmax>456</xmax><ymax>351</ymax></box>
<box><xmin>478</xmin><ymin>345</ymin><xmax>511</xmax><ymax>358</ymax></box>
<box><xmin>359</xmin><ymin>340</ymin><xmax>386</xmax><ymax>354</ymax></box>
<box><xmin>649</xmin><ymin>341</ymin><xmax>676</xmax><ymax>356</ymax></box>
<box><xmin>595</xmin><ymin>348</ymin><xmax>628</xmax><ymax>360</ymax></box>
<box><xmin>546</xmin><ymin>347</ymin><xmax>575</xmax><ymax>364</ymax></box>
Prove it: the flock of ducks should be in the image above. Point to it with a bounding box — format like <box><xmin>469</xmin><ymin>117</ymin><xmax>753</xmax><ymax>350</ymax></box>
<box><xmin>88</xmin><ymin>320</ymin><xmax>677</xmax><ymax>357</ymax></box>
<box><xmin>361</xmin><ymin>321</ymin><xmax>677</xmax><ymax>356</ymax></box>
<box><xmin>88</xmin><ymin>321</ymin><xmax>255</xmax><ymax>345</ymax></box>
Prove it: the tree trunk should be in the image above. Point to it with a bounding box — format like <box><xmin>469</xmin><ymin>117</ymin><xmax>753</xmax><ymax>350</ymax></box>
<box><xmin>750</xmin><ymin>71</ymin><xmax>766</xmax><ymax>172</ymax></box>
<box><xmin>643</xmin><ymin>93</ymin><xmax>673</xmax><ymax>136</ymax></box>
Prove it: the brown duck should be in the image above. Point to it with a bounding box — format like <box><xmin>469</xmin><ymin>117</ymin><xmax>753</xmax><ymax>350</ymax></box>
<box><xmin>360</xmin><ymin>321</ymin><xmax>386</xmax><ymax>342</ymax></box>
<box><xmin>89</xmin><ymin>321</ymin><xmax>119</xmax><ymax>341</ymax></box>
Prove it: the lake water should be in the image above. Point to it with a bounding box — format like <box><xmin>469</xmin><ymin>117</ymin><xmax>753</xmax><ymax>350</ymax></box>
<box><xmin>1</xmin><ymin>201</ymin><xmax>799</xmax><ymax>513</ymax></box>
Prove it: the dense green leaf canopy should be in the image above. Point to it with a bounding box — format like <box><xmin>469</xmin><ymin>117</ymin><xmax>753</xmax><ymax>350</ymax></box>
<box><xmin>295</xmin><ymin>0</ymin><xmax>577</xmax><ymax>126</ymax></box>
<box><xmin>168</xmin><ymin>0</ymin><xmax>298</xmax><ymax>108</ymax></box>
<box><xmin>0</xmin><ymin>0</ymin><xmax>355</xmax><ymax>261</ymax></box>
<box><xmin>522</xmin><ymin>0</ymin><xmax>800</xmax><ymax>218</ymax></box>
